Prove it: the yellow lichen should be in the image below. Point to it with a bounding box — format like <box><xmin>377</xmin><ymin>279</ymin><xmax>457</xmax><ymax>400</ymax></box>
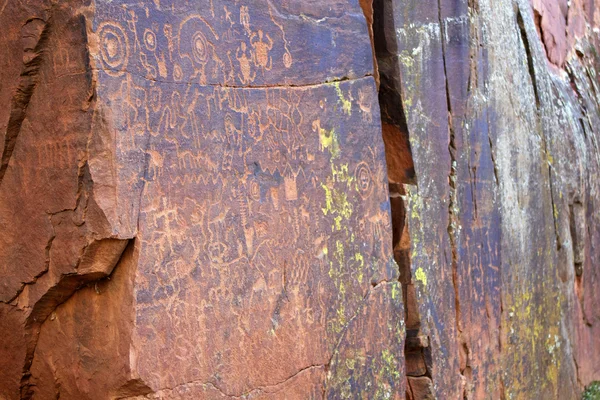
<box><xmin>415</xmin><ymin>267</ymin><xmax>427</xmax><ymax>286</ymax></box>
<box><xmin>334</xmin><ymin>82</ymin><xmax>352</xmax><ymax>115</ymax></box>
<box><xmin>318</xmin><ymin>127</ymin><xmax>340</xmax><ymax>158</ymax></box>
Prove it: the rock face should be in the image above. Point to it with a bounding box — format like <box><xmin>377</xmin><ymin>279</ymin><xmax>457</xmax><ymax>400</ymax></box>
<box><xmin>374</xmin><ymin>0</ymin><xmax>600</xmax><ymax>398</ymax></box>
<box><xmin>0</xmin><ymin>1</ymin><xmax>598</xmax><ymax>400</ymax></box>
<box><xmin>1</xmin><ymin>1</ymin><xmax>403</xmax><ymax>399</ymax></box>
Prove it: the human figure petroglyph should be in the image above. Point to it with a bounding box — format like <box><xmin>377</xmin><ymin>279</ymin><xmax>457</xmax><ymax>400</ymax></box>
<box><xmin>240</xmin><ymin>6</ymin><xmax>251</xmax><ymax>35</ymax></box>
<box><xmin>250</xmin><ymin>29</ymin><xmax>273</xmax><ymax>73</ymax></box>
<box><xmin>236</xmin><ymin>42</ymin><xmax>255</xmax><ymax>84</ymax></box>
<box><xmin>153</xmin><ymin>198</ymin><xmax>185</xmax><ymax>254</ymax></box>
<box><xmin>224</xmin><ymin>5</ymin><xmax>233</xmax><ymax>27</ymax></box>
<box><xmin>126</xmin><ymin>10</ymin><xmax>140</xmax><ymax>51</ymax></box>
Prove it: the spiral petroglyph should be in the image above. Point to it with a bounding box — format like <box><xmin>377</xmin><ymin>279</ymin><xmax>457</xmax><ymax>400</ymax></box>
<box><xmin>98</xmin><ymin>22</ymin><xmax>129</xmax><ymax>76</ymax></box>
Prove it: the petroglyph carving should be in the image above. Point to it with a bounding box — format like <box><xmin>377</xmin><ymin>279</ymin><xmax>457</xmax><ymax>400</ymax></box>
<box><xmin>284</xmin><ymin>167</ymin><xmax>298</xmax><ymax>201</ymax></box>
<box><xmin>236</xmin><ymin>42</ymin><xmax>255</xmax><ymax>84</ymax></box>
<box><xmin>0</xmin><ymin>2</ymin><xmax>406</xmax><ymax>398</ymax></box>
<box><xmin>357</xmin><ymin>87</ymin><xmax>374</xmax><ymax>122</ymax></box>
<box><xmin>268</xmin><ymin>4</ymin><xmax>293</xmax><ymax>69</ymax></box>
<box><xmin>251</xmin><ymin>30</ymin><xmax>273</xmax><ymax>73</ymax></box>
<box><xmin>178</xmin><ymin>15</ymin><xmax>220</xmax><ymax>84</ymax></box>
<box><xmin>98</xmin><ymin>22</ymin><xmax>129</xmax><ymax>76</ymax></box>
<box><xmin>143</xmin><ymin>29</ymin><xmax>157</xmax><ymax>52</ymax></box>
<box><xmin>240</xmin><ymin>6</ymin><xmax>251</xmax><ymax>34</ymax></box>
<box><xmin>146</xmin><ymin>149</ymin><xmax>164</xmax><ymax>180</ymax></box>
<box><xmin>355</xmin><ymin>162</ymin><xmax>374</xmax><ymax>199</ymax></box>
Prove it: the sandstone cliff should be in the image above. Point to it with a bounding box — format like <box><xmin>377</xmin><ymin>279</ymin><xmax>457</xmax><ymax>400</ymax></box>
<box><xmin>0</xmin><ymin>0</ymin><xmax>598</xmax><ymax>399</ymax></box>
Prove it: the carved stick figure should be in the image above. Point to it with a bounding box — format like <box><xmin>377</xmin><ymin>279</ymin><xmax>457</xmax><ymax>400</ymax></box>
<box><xmin>240</xmin><ymin>6</ymin><xmax>251</xmax><ymax>34</ymax></box>
<box><xmin>236</xmin><ymin>42</ymin><xmax>255</xmax><ymax>84</ymax></box>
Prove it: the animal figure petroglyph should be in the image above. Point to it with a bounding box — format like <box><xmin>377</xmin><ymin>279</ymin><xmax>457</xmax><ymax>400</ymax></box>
<box><xmin>251</xmin><ymin>30</ymin><xmax>273</xmax><ymax>72</ymax></box>
<box><xmin>146</xmin><ymin>149</ymin><xmax>164</xmax><ymax>179</ymax></box>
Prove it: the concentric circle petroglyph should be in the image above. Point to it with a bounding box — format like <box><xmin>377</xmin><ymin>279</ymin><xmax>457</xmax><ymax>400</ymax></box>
<box><xmin>355</xmin><ymin>162</ymin><xmax>373</xmax><ymax>199</ymax></box>
<box><xmin>144</xmin><ymin>29</ymin><xmax>157</xmax><ymax>52</ymax></box>
<box><xmin>98</xmin><ymin>22</ymin><xmax>129</xmax><ymax>76</ymax></box>
<box><xmin>249</xmin><ymin>179</ymin><xmax>261</xmax><ymax>201</ymax></box>
<box><xmin>192</xmin><ymin>31</ymin><xmax>209</xmax><ymax>63</ymax></box>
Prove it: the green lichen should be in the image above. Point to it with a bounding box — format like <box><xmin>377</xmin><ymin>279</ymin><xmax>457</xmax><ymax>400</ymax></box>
<box><xmin>321</xmin><ymin>183</ymin><xmax>353</xmax><ymax>220</ymax></box>
<box><xmin>354</xmin><ymin>252</ymin><xmax>364</xmax><ymax>268</ymax></box>
<box><xmin>583</xmin><ymin>382</ymin><xmax>600</xmax><ymax>400</ymax></box>
<box><xmin>321</xmin><ymin>183</ymin><xmax>333</xmax><ymax>215</ymax></box>
<box><xmin>391</xmin><ymin>283</ymin><xmax>399</xmax><ymax>300</ymax></box>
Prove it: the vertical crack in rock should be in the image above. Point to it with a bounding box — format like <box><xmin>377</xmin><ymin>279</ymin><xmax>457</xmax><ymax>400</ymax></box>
<box><xmin>369</xmin><ymin>1</ymin><xmax>435</xmax><ymax>398</ymax></box>
<box><xmin>517</xmin><ymin>4</ymin><xmax>564</xmax><ymax>259</ymax></box>
<box><xmin>438</xmin><ymin>0</ymin><xmax>470</xmax><ymax>396</ymax></box>
<box><xmin>517</xmin><ymin>7</ymin><xmax>541</xmax><ymax>109</ymax></box>
<box><xmin>570</xmin><ymin>200</ymin><xmax>590</xmax><ymax>325</ymax></box>
<box><xmin>0</xmin><ymin>16</ymin><xmax>52</xmax><ymax>186</ymax></box>
<box><xmin>359</xmin><ymin>0</ymin><xmax>380</xmax><ymax>87</ymax></box>
<box><xmin>372</xmin><ymin>0</ymin><xmax>416</xmax><ymax>186</ymax></box>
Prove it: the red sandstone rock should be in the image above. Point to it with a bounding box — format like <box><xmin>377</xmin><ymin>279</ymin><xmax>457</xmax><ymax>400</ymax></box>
<box><xmin>1</xmin><ymin>1</ymin><xmax>404</xmax><ymax>398</ymax></box>
<box><xmin>2</xmin><ymin>0</ymin><xmax>600</xmax><ymax>399</ymax></box>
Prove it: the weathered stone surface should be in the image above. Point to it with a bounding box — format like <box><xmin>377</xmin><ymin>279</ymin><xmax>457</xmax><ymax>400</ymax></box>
<box><xmin>2</xmin><ymin>0</ymin><xmax>600</xmax><ymax>398</ymax></box>
<box><xmin>1</xmin><ymin>1</ymin><xmax>404</xmax><ymax>399</ymax></box>
<box><xmin>375</xmin><ymin>0</ymin><xmax>600</xmax><ymax>398</ymax></box>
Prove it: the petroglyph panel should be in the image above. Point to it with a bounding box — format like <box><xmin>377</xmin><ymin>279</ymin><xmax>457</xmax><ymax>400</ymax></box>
<box><xmin>85</xmin><ymin>1</ymin><xmax>404</xmax><ymax>395</ymax></box>
<box><xmin>0</xmin><ymin>0</ymin><xmax>403</xmax><ymax>397</ymax></box>
<box><xmin>92</xmin><ymin>0</ymin><xmax>373</xmax><ymax>87</ymax></box>
<box><xmin>105</xmin><ymin>74</ymin><xmax>403</xmax><ymax>394</ymax></box>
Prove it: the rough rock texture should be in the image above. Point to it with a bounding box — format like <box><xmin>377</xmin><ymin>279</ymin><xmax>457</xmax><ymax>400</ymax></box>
<box><xmin>373</xmin><ymin>0</ymin><xmax>600</xmax><ymax>398</ymax></box>
<box><xmin>1</xmin><ymin>1</ymin><xmax>403</xmax><ymax>399</ymax></box>
<box><xmin>0</xmin><ymin>0</ymin><xmax>599</xmax><ymax>399</ymax></box>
